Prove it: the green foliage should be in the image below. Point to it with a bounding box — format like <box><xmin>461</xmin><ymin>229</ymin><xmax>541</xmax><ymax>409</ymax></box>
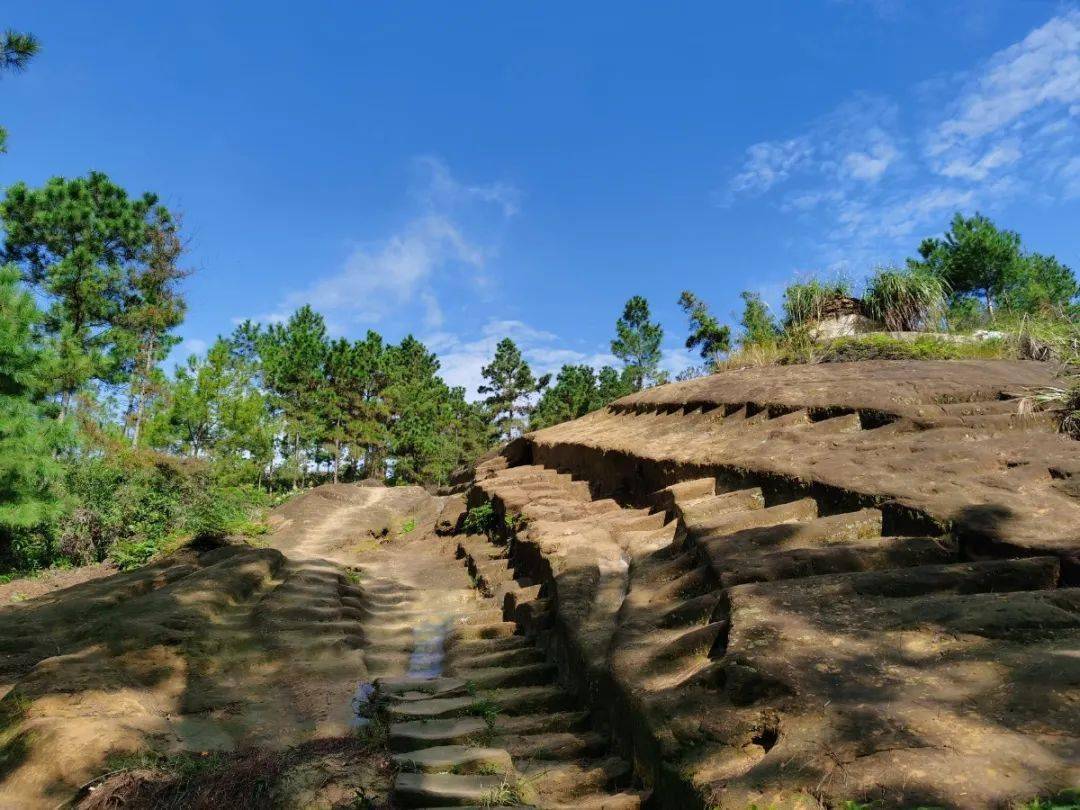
<box><xmin>0</xmin><ymin>29</ymin><xmax>39</xmax><ymax>154</ymax></box>
<box><xmin>0</xmin><ymin>31</ymin><xmax>38</xmax><ymax>73</ymax></box>
<box><xmin>679</xmin><ymin>291</ymin><xmax>730</xmax><ymax>367</ymax></box>
<box><xmin>531</xmin><ymin>363</ymin><xmax>630</xmax><ymax>430</ymax></box>
<box><xmin>738</xmin><ymin>291</ymin><xmax>779</xmax><ymax>348</ymax></box>
<box><xmin>1001</xmin><ymin>252</ymin><xmax>1079</xmax><ymax>317</ymax></box>
<box><xmin>399</xmin><ymin>517</ymin><xmax>417</xmax><ymax>534</ymax></box>
<box><xmin>1</xmin><ymin>172</ymin><xmax>171</xmax><ymax>415</ymax></box>
<box><xmin>478</xmin><ymin>338</ymin><xmax>547</xmax><ymax>442</ymax></box>
<box><xmin>782</xmin><ymin>277</ymin><xmax>852</xmax><ymax>328</ymax></box>
<box><xmin>0</xmin><ymin>266</ymin><xmax>68</xmax><ymax>569</ymax></box>
<box><xmin>611</xmin><ymin>295</ymin><xmax>664</xmax><ymax>390</ymax></box>
<box><xmin>1019</xmin><ymin>790</ymin><xmax>1080</xmax><ymax>810</ymax></box>
<box><xmin>862</xmin><ymin>266</ymin><xmax>948</xmax><ymax>331</ymax></box>
<box><xmin>462</xmin><ymin>503</ymin><xmax>497</xmax><ymax>536</ymax></box>
<box><xmin>58</xmin><ymin>449</ymin><xmax>266</xmax><ymax>570</ymax></box>
<box><xmin>912</xmin><ymin>212</ymin><xmax>1022</xmax><ymax>315</ymax></box>
<box><xmin>911</xmin><ymin>212</ymin><xmax>1078</xmax><ymax>317</ymax></box>
<box><xmin>385</xmin><ymin>335</ymin><xmax>489</xmax><ymax>485</ymax></box>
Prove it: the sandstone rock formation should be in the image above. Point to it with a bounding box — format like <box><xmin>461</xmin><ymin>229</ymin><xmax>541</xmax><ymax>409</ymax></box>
<box><xmin>461</xmin><ymin>359</ymin><xmax>1079</xmax><ymax>808</ymax></box>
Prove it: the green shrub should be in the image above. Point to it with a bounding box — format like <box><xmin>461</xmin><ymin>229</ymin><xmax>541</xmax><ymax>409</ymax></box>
<box><xmin>462</xmin><ymin>503</ymin><xmax>497</xmax><ymax>536</ymax></box>
<box><xmin>54</xmin><ymin>450</ymin><xmax>267</xmax><ymax>571</ymax></box>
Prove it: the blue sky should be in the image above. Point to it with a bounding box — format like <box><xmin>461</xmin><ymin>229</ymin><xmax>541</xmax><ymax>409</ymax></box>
<box><xmin>3</xmin><ymin>1</ymin><xmax>1078</xmax><ymax>395</ymax></box>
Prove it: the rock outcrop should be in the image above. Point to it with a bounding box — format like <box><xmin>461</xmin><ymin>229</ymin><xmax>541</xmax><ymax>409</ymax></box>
<box><xmin>460</xmin><ymin>359</ymin><xmax>1079</xmax><ymax>808</ymax></box>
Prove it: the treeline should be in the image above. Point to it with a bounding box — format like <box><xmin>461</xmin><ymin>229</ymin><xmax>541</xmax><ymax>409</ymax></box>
<box><xmin>0</xmin><ymin>170</ymin><xmax>493</xmax><ymax>572</ymax></box>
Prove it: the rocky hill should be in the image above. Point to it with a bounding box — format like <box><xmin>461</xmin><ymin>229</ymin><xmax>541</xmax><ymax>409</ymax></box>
<box><xmin>462</xmin><ymin>359</ymin><xmax>1078</xmax><ymax>808</ymax></box>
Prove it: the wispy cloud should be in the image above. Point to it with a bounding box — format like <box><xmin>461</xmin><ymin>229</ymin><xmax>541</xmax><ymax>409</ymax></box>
<box><xmin>413</xmin><ymin>155</ymin><xmax>522</xmax><ymax>218</ymax></box>
<box><xmin>291</xmin><ymin>214</ymin><xmax>485</xmax><ymax>329</ymax></box>
<box><xmin>247</xmin><ymin>157</ymin><xmax>518</xmax><ymax>331</ymax></box>
<box><xmin>724</xmin><ymin>8</ymin><xmax>1080</xmax><ymax>268</ymax></box>
<box><xmin>428</xmin><ymin>319</ymin><xmax>618</xmax><ymax>400</ymax></box>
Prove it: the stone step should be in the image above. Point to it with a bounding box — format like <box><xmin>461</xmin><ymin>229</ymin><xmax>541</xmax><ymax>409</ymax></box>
<box><xmin>452</xmin><ymin>621</ymin><xmax>518</xmax><ymax>641</ymax></box>
<box><xmin>650</xmin><ymin>477</ymin><xmax>717</xmax><ymax>513</ymax></box>
<box><xmin>718</xmin><ymin>534</ymin><xmax>955</xmax><ymax>588</ymax></box>
<box><xmin>377</xmin><ymin>676</ymin><xmax>468</xmax><ymax>699</ymax></box>
<box><xmin>385</xmin><ymin>695</ymin><xmax>479</xmax><ymax>721</ymax></box>
<box><xmin>448</xmin><ymin>635</ymin><xmax>535</xmax><ymax>660</ymax></box>
<box><xmin>680</xmin><ymin>487</ymin><xmax>766</xmax><ymax>526</ymax></box>
<box><xmin>495</xmin><ymin>710</ymin><xmax>590</xmax><ymax>736</ymax></box>
<box><xmin>687</xmin><ymin>496</ymin><xmax>817</xmax><ymax>538</ymax></box>
<box><xmin>456</xmin><ymin>662</ymin><xmax>558</xmax><ymax>690</ymax></box>
<box><xmin>700</xmin><ymin>508</ymin><xmax>886</xmax><ymax>579</ymax></box>
<box><xmin>392</xmin><ymin>744</ymin><xmax>514</xmax><ymax>775</ymax></box>
<box><xmin>521</xmin><ymin>756</ymin><xmax>633</xmax><ymax>800</ymax></box>
<box><xmin>503</xmin><ymin>730</ymin><xmax>607</xmax><ymax>760</ymax></box>
<box><xmin>544</xmin><ymin>791</ymin><xmax>644</xmax><ymax>810</ymax></box>
<box><xmin>393</xmin><ymin>771</ymin><xmax>508</xmax><ymax>808</ymax></box>
<box><xmin>482</xmin><ymin>685</ymin><xmax>576</xmax><ymax>715</ymax></box>
<box><xmin>389</xmin><ymin>717</ymin><xmax>489</xmax><ymax>752</ymax></box>
<box><xmin>606</xmin><ymin>510</ymin><xmax>668</xmax><ymax>532</ymax></box>
<box><xmin>457</xmin><ymin>646</ymin><xmax>546</xmax><ymax>670</ymax></box>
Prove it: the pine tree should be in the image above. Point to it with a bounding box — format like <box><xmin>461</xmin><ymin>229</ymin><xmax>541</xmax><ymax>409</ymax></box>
<box><xmin>596</xmin><ymin>365</ymin><xmax>634</xmax><ymax>404</ymax></box>
<box><xmin>678</xmin><ymin>291</ymin><xmax>730</xmax><ymax>369</ymax></box>
<box><xmin>0</xmin><ymin>30</ymin><xmax>39</xmax><ymax>154</ymax></box>
<box><xmin>532</xmin><ymin>365</ymin><xmax>599</xmax><ymax>430</ymax></box>
<box><xmin>384</xmin><ymin>336</ymin><xmax>457</xmax><ymax>484</ymax></box>
<box><xmin>0</xmin><ymin>264</ymin><xmax>67</xmax><ymax>567</ymax></box>
<box><xmin>738</xmin><ymin>291</ymin><xmax>779</xmax><ymax>347</ymax></box>
<box><xmin>348</xmin><ymin>331</ymin><xmax>392</xmax><ymax>479</ymax></box>
<box><xmin>611</xmin><ymin>296</ymin><xmax>664</xmax><ymax>391</ymax></box>
<box><xmin>1</xmin><ymin>173</ymin><xmax>166</xmax><ymax>417</ymax></box>
<box><xmin>478</xmin><ymin>338</ymin><xmax>548</xmax><ymax>441</ymax></box>
<box><xmin>258</xmin><ymin>306</ymin><xmax>329</xmax><ymax>487</ymax></box>
<box><xmin>118</xmin><ymin>211</ymin><xmax>189</xmax><ymax>447</ymax></box>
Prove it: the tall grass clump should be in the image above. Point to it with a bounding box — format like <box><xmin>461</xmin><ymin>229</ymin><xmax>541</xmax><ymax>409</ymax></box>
<box><xmin>782</xmin><ymin>277</ymin><xmax>852</xmax><ymax>328</ymax></box>
<box><xmin>863</xmin><ymin>267</ymin><xmax>949</xmax><ymax>331</ymax></box>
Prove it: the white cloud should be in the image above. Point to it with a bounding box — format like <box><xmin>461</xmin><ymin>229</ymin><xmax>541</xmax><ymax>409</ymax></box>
<box><xmin>929</xmin><ymin>10</ymin><xmax>1080</xmax><ymax>157</ymax></box>
<box><xmin>937</xmin><ymin>140</ymin><xmax>1022</xmax><ymax>180</ymax></box>
<box><xmin>722</xmin><ymin>9</ymin><xmax>1080</xmax><ymax>267</ymax></box>
<box><xmin>414</xmin><ymin>155</ymin><xmax>522</xmax><ymax>218</ymax></box>
<box><xmin>245</xmin><ymin>158</ymin><xmax>519</xmax><ymax>330</ymax></box>
<box><xmin>729</xmin><ymin>137</ymin><xmax>814</xmax><ymax>195</ymax></box>
<box><xmin>1064</xmin><ymin>155</ymin><xmax>1080</xmax><ymax>199</ymax></box>
<box><xmin>841</xmin><ymin>137</ymin><xmax>899</xmax><ymax>181</ymax></box>
<box><xmin>291</xmin><ymin>215</ymin><xmax>484</xmax><ymax>329</ymax></box>
<box><xmin>178</xmin><ymin>338</ymin><xmax>208</xmax><ymax>357</ymax></box>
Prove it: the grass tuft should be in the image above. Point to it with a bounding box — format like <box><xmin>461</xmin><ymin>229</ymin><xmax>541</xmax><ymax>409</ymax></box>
<box><xmin>863</xmin><ymin>267</ymin><xmax>948</xmax><ymax>331</ymax></box>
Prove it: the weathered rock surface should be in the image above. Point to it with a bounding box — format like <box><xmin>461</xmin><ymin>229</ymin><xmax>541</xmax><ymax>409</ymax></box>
<box><xmin>463</xmin><ymin>360</ymin><xmax>1079</xmax><ymax>809</ymax></box>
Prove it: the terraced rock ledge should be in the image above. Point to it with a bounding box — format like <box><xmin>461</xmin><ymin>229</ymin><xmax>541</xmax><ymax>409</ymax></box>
<box><xmin>458</xmin><ymin>360</ymin><xmax>1079</xmax><ymax>809</ymax></box>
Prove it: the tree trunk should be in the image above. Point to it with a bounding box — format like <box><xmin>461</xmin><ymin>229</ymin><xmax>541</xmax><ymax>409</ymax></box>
<box><xmin>131</xmin><ymin>332</ymin><xmax>156</xmax><ymax>448</ymax></box>
<box><xmin>985</xmin><ymin>289</ymin><xmax>994</xmax><ymax>318</ymax></box>
<box><xmin>333</xmin><ymin>438</ymin><xmax>341</xmax><ymax>484</ymax></box>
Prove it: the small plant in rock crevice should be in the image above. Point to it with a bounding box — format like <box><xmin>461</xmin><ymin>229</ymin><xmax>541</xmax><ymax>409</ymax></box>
<box><xmin>462</xmin><ymin>503</ymin><xmax>498</xmax><ymax>536</ymax></box>
<box><xmin>481</xmin><ymin>774</ymin><xmax>531</xmax><ymax>807</ymax></box>
<box><xmin>465</xmin><ymin>697</ymin><xmax>501</xmax><ymax>729</ymax></box>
